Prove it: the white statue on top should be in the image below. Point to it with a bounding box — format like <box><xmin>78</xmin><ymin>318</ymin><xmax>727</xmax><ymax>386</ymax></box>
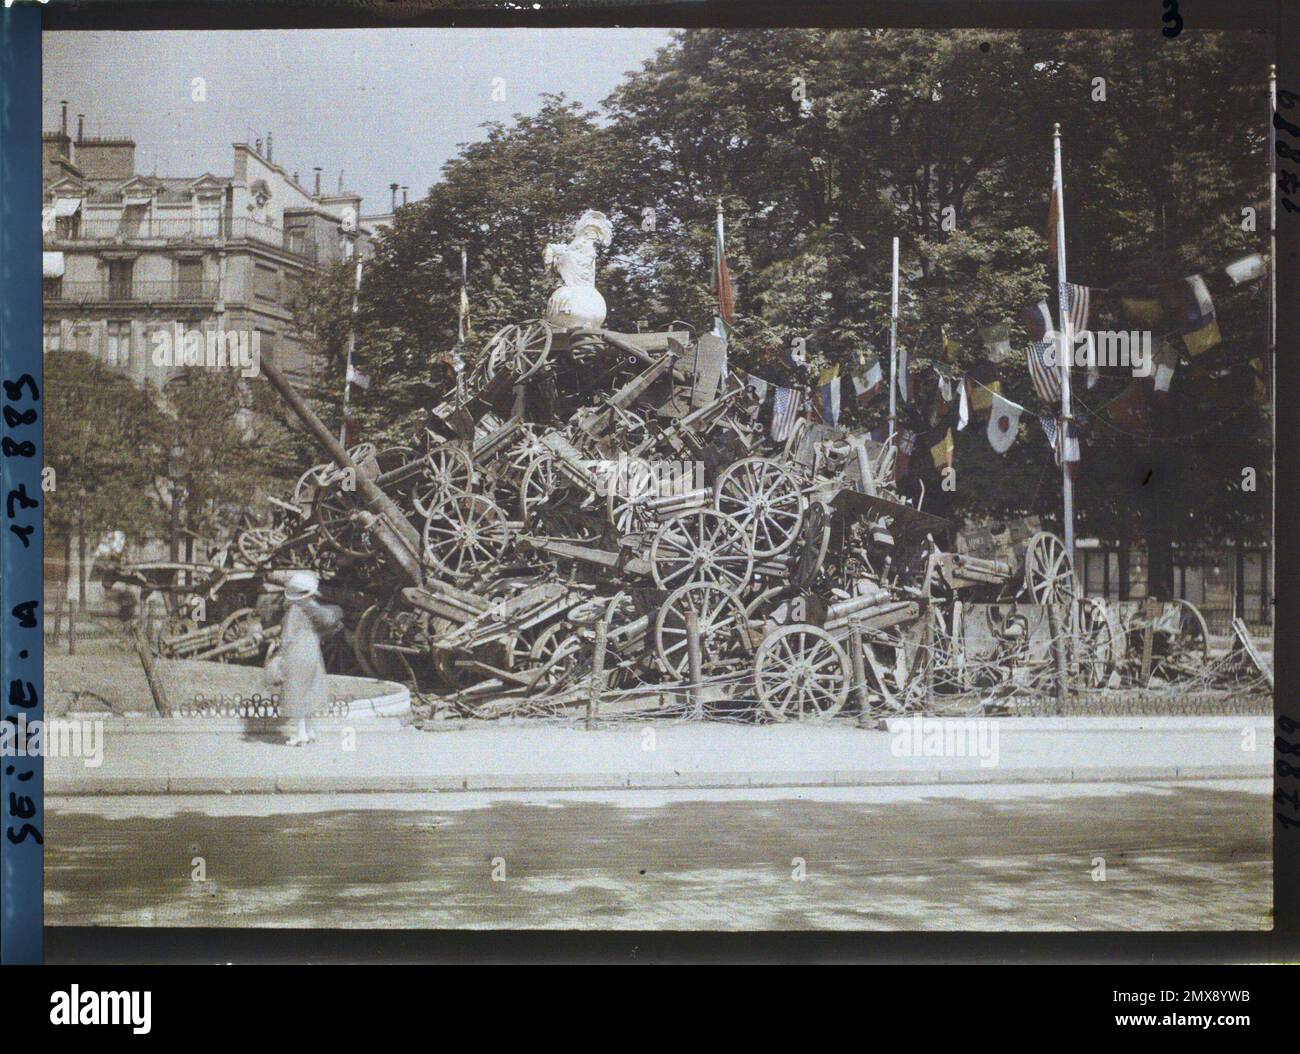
<box><xmin>544</xmin><ymin>209</ymin><xmax>613</xmax><ymax>330</ymax></box>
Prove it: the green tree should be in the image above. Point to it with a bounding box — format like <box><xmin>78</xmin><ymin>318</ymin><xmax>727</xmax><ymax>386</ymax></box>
<box><xmin>44</xmin><ymin>351</ymin><xmax>169</xmax><ymax>605</ymax></box>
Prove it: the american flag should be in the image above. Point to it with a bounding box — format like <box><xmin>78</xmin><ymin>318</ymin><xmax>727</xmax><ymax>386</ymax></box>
<box><xmin>1065</xmin><ymin>282</ymin><xmax>1091</xmax><ymax>333</ymax></box>
<box><xmin>1027</xmin><ymin>337</ymin><xmax>1061</xmax><ymax>403</ymax></box>
<box><xmin>1038</xmin><ymin>416</ymin><xmax>1080</xmax><ymax>465</ymax></box>
<box><xmin>770</xmin><ymin>386</ymin><xmax>801</xmax><ymax>442</ymax></box>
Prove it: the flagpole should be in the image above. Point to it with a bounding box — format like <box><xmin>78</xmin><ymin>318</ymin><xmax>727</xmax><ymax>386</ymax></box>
<box><xmin>457</xmin><ymin>245</ymin><xmax>468</xmax><ymax>402</ymax></box>
<box><xmin>1268</xmin><ymin>64</ymin><xmax>1277</xmax><ymax>616</ymax></box>
<box><xmin>339</xmin><ymin>256</ymin><xmax>363</xmax><ymax>446</ymax></box>
<box><xmin>888</xmin><ymin>235</ymin><xmax>900</xmax><ymax>445</ymax></box>
<box><xmin>1053</xmin><ymin>123</ymin><xmax>1076</xmax><ymax>559</ymax></box>
<box><xmin>715</xmin><ymin>198</ymin><xmax>726</xmax><ymax>340</ymax></box>
<box><xmin>1269</xmin><ymin>64</ymin><xmax>1277</xmax><ymax>378</ymax></box>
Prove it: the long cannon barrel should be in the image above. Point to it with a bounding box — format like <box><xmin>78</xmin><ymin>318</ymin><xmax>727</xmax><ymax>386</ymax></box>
<box><xmin>259</xmin><ymin>356</ymin><xmax>425</xmax><ymax>585</ymax></box>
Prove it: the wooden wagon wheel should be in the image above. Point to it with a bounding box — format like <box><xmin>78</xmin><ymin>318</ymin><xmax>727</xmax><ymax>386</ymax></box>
<box><xmin>753</xmin><ymin>623</ymin><xmax>851</xmax><ymax>721</ymax></box>
<box><xmin>311</xmin><ymin>485</ymin><xmax>371</xmax><ymax>559</ymax></box>
<box><xmin>364</xmin><ymin>593</ymin><xmax>420</xmax><ymax>684</ymax></box>
<box><xmin>1151</xmin><ymin>598</ymin><xmax>1211</xmax><ymax>680</ymax></box>
<box><xmin>606</xmin><ymin>455</ymin><xmax>657</xmax><ymax>534</ymax></box>
<box><xmin>422</xmin><ymin>493</ymin><xmax>512</xmax><ymax>581</ymax></box>
<box><xmin>527</xmin><ymin>623</ymin><xmax>583</xmax><ymax>689</ymax></box>
<box><xmin>519</xmin><ymin>452</ymin><xmax>579</xmax><ymax>525</ymax></box>
<box><xmin>713</xmin><ymin>456</ymin><xmax>805</xmax><ymax>558</ymax></box>
<box><xmin>1073</xmin><ymin>596</ymin><xmax>1117</xmax><ymax>689</ymax></box>
<box><xmin>863</xmin><ymin>611</ymin><xmax>938</xmax><ymax>712</ymax></box>
<box><xmin>293</xmin><ymin>462</ymin><xmax>335</xmax><ymax>510</ymax></box>
<box><xmin>235</xmin><ymin>525</ymin><xmax>287</xmax><ymax>566</ymax></box>
<box><xmin>352</xmin><ymin>602</ymin><xmax>382</xmax><ymax>679</ymax></box>
<box><xmin>789</xmin><ymin>501</ymin><xmax>832</xmax><ymax>590</ymax></box>
<box><xmin>653</xmin><ymin>581</ymin><xmax>754</xmax><ymax>681</ymax></box>
<box><xmin>487</xmin><ymin>320</ymin><xmax>553</xmax><ymax>382</ymax></box>
<box><xmin>494</xmin><ymin>426</ymin><xmax>547</xmax><ymax>512</ymax></box>
<box><xmin>1022</xmin><ymin>531</ymin><xmax>1077</xmax><ymax>605</ymax></box>
<box><xmin>649</xmin><ymin>509</ymin><xmax>754</xmax><ymax>592</ymax></box>
<box><xmin>413</xmin><ymin>444</ymin><xmax>474</xmax><ymax>519</ymax></box>
<box><xmin>214</xmin><ymin>608</ymin><xmax>265</xmax><ymax>663</ymax></box>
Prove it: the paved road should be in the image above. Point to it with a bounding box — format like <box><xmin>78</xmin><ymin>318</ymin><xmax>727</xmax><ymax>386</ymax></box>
<box><xmin>45</xmin><ymin>779</ymin><xmax>1271</xmax><ymax>930</ymax></box>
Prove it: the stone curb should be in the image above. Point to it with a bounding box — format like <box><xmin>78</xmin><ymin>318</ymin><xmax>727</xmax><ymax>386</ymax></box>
<box><xmin>46</xmin><ymin>762</ymin><xmax>1268</xmax><ymax>796</ymax></box>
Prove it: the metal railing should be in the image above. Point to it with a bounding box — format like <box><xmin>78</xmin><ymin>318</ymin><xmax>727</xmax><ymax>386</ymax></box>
<box><xmin>47</xmin><ymin>279</ymin><xmax>220</xmax><ymax>303</ymax></box>
<box><xmin>46</xmin><ymin>217</ymin><xmax>321</xmax><ymax>263</ymax></box>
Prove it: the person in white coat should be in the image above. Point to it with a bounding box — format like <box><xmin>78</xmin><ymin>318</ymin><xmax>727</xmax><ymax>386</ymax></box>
<box><xmin>274</xmin><ymin>571</ymin><xmax>342</xmax><ymax>746</ymax></box>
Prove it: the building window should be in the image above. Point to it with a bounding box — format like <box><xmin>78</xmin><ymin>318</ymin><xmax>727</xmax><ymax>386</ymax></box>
<box><xmin>107</xmin><ymin>258</ymin><xmax>134</xmax><ymax>300</ymax></box>
<box><xmin>70</xmin><ymin>324</ymin><xmax>94</xmax><ymax>354</ymax></box>
<box><xmin>105</xmin><ymin>320</ymin><xmax>132</xmax><ymax>367</ymax></box>
<box><xmin>43</xmin><ymin>321</ymin><xmax>62</xmax><ymax>353</ymax></box>
<box><xmin>43</xmin><ymin>276</ymin><xmax>63</xmax><ymax>300</ymax></box>
<box><xmin>254</xmin><ymin>263</ymin><xmax>279</xmax><ymax>302</ymax></box>
<box><xmin>178</xmin><ymin>259</ymin><xmax>204</xmax><ymax>298</ymax></box>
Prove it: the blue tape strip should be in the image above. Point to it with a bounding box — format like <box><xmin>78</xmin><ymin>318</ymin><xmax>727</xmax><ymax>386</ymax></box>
<box><xmin>0</xmin><ymin>6</ymin><xmax>44</xmax><ymax>965</ymax></box>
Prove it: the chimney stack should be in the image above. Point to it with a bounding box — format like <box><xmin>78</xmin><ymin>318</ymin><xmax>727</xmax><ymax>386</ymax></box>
<box><xmin>60</xmin><ymin>101</ymin><xmax>68</xmax><ymax>137</ymax></box>
<box><xmin>266</xmin><ymin>132</ymin><xmax>273</xmax><ymax>162</ymax></box>
<box><xmin>313</xmin><ymin>167</ymin><xmax>322</xmax><ymax>196</ymax></box>
<box><xmin>402</xmin><ymin>186</ymin><xmax>409</xmax><ymax>206</ymax></box>
<box><xmin>389</xmin><ymin>182</ymin><xmax>399</xmax><ymax>210</ymax></box>
<box><xmin>77</xmin><ymin>113</ymin><xmax>84</xmax><ymax>141</ymax></box>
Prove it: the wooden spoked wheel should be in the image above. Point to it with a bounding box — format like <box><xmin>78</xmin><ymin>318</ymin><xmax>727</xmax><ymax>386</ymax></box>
<box><xmin>714</xmin><ymin>457</ymin><xmax>805</xmax><ymax>558</ymax></box>
<box><xmin>293</xmin><ymin>463</ymin><xmax>335</xmax><ymax>510</ymax></box>
<box><xmin>527</xmin><ymin>623</ymin><xmax>583</xmax><ymax>690</ymax></box>
<box><xmin>654</xmin><ymin>582</ymin><xmax>753</xmax><ymax>681</ymax></box>
<box><xmin>1023</xmin><ymin>531</ymin><xmax>1077</xmax><ymax>605</ymax></box>
<box><xmin>413</xmin><ymin>444</ymin><xmax>474</xmax><ymax>519</ymax></box>
<box><xmin>236</xmin><ymin>525</ymin><xmax>287</xmax><ymax>566</ymax></box>
<box><xmin>863</xmin><ymin>612</ymin><xmax>938</xmax><ymax>712</ymax></box>
<box><xmin>606</xmin><ymin>455</ymin><xmax>657</xmax><ymax>534</ymax></box>
<box><xmin>753</xmin><ymin>623</ymin><xmax>851</xmax><ymax>721</ymax></box>
<box><xmin>1073</xmin><ymin>596</ymin><xmax>1117</xmax><ymax>689</ymax></box>
<box><xmin>364</xmin><ymin>593</ymin><xmax>421</xmax><ymax>685</ymax></box>
<box><xmin>496</xmin><ymin>427</ymin><xmax>548</xmax><ymax>513</ymax></box>
<box><xmin>1149</xmin><ymin>598</ymin><xmax>1211</xmax><ymax>680</ymax></box>
<box><xmin>422</xmin><ymin>493</ymin><xmax>512</xmax><ymax>581</ymax></box>
<box><xmin>215</xmin><ymin>608</ymin><xmax>265</xmax><ymax>663</ymax></box>
<box><xmin>352</xmin><ymin>603</ymin><xmax>382</xmax><ymax>678</ymax></box>
<box><xmin>649</xmin><ymin>509</ymin><xmax>754</xmax><ymax>592</ymax></box>
<box><xmin>519</xmin><ymin>453</ymin><xmax>577</xmax><ymax>526</ymax></box>
<box><xmin>487</xmin><ymin>320</ymin><xmax>553</xmax><ymax>382</ymax></box>
<box><xmin>311</xmin><ymin>486</ymin><xmax>371</xmax><ymax>559</ymax></box>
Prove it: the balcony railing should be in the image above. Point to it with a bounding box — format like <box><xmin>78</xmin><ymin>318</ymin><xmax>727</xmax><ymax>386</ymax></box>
<box><xmin>47</xmin><ymin>279</ymin><xmax>220</xmax><ymax>303</ymax></box>
<box><xmin>47</xmin><ymin>217</ymin><xmax>321</xmax><ymax>263</ymax></box>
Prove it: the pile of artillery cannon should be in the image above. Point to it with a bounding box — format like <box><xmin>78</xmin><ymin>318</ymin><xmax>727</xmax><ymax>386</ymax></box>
<box><xmin>111</xmin><ymin>320</ymin><xmax>1253</xmax><ymax>719</ymax></box>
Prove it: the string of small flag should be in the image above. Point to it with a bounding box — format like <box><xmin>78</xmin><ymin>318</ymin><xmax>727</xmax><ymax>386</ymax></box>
<box><xmin>734</xmin><ymin>246</ymin><xmax>1265</xmax><ymax>477</ymax></box>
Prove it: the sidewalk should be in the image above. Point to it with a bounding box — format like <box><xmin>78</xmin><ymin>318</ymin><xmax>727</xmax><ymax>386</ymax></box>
<box><xmin>46</xmin><ymin>715</ymin><xmax>1272</xmax><ymax>795</ymax></box>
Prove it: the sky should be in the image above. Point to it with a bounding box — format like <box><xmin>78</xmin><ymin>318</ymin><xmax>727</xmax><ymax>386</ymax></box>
<box><xmin>42</xmin><ymin>28</ymin><xmax>672</xmax><ymax>215</ymax></box>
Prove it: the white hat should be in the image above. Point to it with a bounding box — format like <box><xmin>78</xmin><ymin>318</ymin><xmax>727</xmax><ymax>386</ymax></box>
<box><xmin>284</xmin><ymin>570</ymin><xmax>319</xmax><ymax>601</ymax></box>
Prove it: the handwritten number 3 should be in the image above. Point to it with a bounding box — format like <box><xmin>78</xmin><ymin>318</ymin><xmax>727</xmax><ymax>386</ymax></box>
<box><xmin>1162</xmin><ymin>0</ymin><xmax>1183</xmax><ymax>38</ymax></box>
